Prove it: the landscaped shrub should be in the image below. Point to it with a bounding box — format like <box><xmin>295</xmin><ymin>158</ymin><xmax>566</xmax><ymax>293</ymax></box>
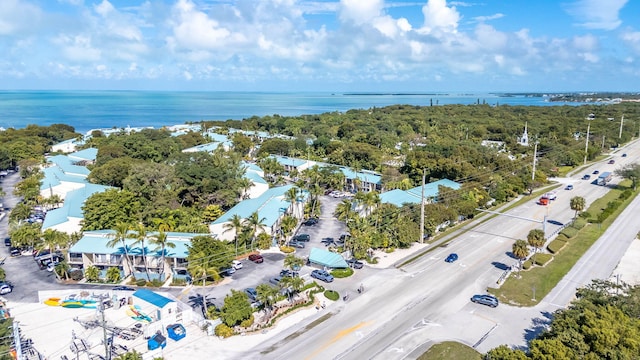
<box><xmin>172</xmin><ymin>278</ymin><xmax>187</xmax><ymax>286</ymax></box>
<box><xmin>533</xmin><ymin>253</ymin><xmax>553</xmax><ymax>266</ymax></box>
<box><xmin>324</xmin><ymin>290</ymin><xmax>339</xmax><ymax>301</ymax></box>
<box><xmin>215</xmin><ymin>323</ymin><xmax>234</xmax><ymax>338</ymax></box>
<box><xmin>572</xmin><ymin>217</ymin><xmax>587</xmax><ymax>230</ymax></box>
<box><xmin>70</xmin><ymin>270</ymin><xmax>83</xmax><ymax>281</ymax></box>
<box><xmin>240</xmin><ymin>315</ymin><xmax>254</xmax><ymax>328</ymax></box>
<box><xmin>560</xmin><ymin>226</ymin><xmax>578</xmax><ymax>239</ymax></box>
<box><xmin>522</xmin><ymin>260</ymin><xmax>533</xmax><ymax>270</ymax></box>
<box><xmin>555</xmin><ymin>233</ymin><xmax>569</xmax><ymax>242</ymax></box>
<box><xmin>366</xmin><ymin>256</ymin><xmax>379</xmax><ymax>264</ymax></box>
<box><xmin>149</xmin><ymin>279</ymin><xmax>163</xmax><ymax>287</ymax></box>
<box><xmin>579</xmin><ymin>211</ymin><xmax>591</xmax><ymax>219</ymax></box>
<box><xmin>331</xmin><ymin>268</ymin><xmax>354</xmax><ymax>278</ymax></box>
<box><xmin>136</xmin><ymin>278</ymin><xmax>147</xmax><ymax>286</ymax></box>
<box><xmin>279</xmin><ymin>246</ymin><xmax>295</xmax><ymax>253</ymax></box>
<box><xmin>547</xmin><ymin>239</ymin><xmax>567</xmax><ymax>254</ymax></box>
<box><xmin>619</xmin><ymin>189</ymin><xmax>633</xmax><ymax>200</ymax></box>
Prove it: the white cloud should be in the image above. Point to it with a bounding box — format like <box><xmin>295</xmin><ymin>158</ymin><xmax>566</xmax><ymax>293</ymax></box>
<box><xmin>564</xmin><ymin>0</ymin><xmax>628</xmax><ymax>30</ymax></box>
<box><xmin>0</xmin><ymin>0</ymin><xmax>42</xmax><ymax>35</ymax></box>
<box><xmin>418</xmin><ymin>0</ymin><xmax>460</xmax><ymax>35</ymax></box>
<box><xmin>339</xmin><ymin>0</ymin><xmax>384</xmax><ymax>25</ymax></box>
<box><xmin>54</xmin><ymin>34</ymin><xmax>102</xmax><ymax>62</ymax></box>
<box><xmin>620</xmin><ymin>30</ymin><xmax>640</xmax><ymax>54</ymax></box>
<box><xmin>474</xmin><ymin>13</ymin><xmax>504</xmax><ymax>23</ymax></box>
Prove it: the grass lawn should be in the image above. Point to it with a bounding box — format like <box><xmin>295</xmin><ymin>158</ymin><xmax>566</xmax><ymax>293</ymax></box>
<box><xmin>418</xmin><ymin>341</ymin><xmax>481</xmax><ymax>360</ymax></box>
<box><xmin>490</xmin><ymin>181</ymin><xmax>637</xmax><ymax>306</ymax></box>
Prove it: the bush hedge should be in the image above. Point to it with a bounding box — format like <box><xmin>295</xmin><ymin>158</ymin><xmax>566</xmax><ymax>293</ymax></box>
<box><xmin>555</xmin><ymin>233</ymin><xmax>569</xmax><ymax>242</ymax></box>
<box><xmin>280</xmin><ymin>246</ymin><xmax>295</xmax><ymax>253</ymax></box>
<box><xmin>572</xmin><ymin>217</ymin><xmax>587</xmax><ymax>230</ymax></box>
<box><xmin>240</xmin><ymin>315</ymin><xmax>254</xmax><ymax>328</ymax></box>
<box><xmin>215</xmin><ymin>323</ymin><xmax>234</xmax><ymax>338</ymax></box>
<box><xmin>331</xmin><ymin>268</ymin><xmax>354</xmax><ymax>278</ymax></box>
<box><xmin>533</xmin><ymin>253</ymin><xmax>553</xmax><ymax>266</ymax></box>
<box><xmin>547</xmin><ymin>239</ymin><xmax>567</xmax><ymax>254</ymax></box>
<box><xmin>324</xmin><ymin>290</ymin><xmax>339</xmax><ymax>301</ymax></box>
<box><xmin>560</xmin><ymin>226</ymin><xmax>578</xmax><ymax>239</ymax></box>
<box><xmin>522</xmin><ymin>260</ymin><xmax>533</xmax><ymax>270</ymax></box>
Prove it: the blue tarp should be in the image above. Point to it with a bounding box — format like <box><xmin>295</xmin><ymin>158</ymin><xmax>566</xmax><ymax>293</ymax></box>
<box><xmin>308</xmin><ymin>248</ymin><xmax>348</xmax><ymax>269</ymax></box>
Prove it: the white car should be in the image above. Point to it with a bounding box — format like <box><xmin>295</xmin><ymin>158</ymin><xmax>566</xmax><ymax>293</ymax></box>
<box><xmin>232</xmin><ymin>260</ymin><xmax>243</xmax><ymax>270</ymax></box>
<box><xmin>0</xmin><ymin>283</ymin><xmax>13</xmax><ymax>295</ymax></box>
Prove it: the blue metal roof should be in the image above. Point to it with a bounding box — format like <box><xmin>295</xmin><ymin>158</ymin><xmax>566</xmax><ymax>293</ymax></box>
<box><xmin>183</xmin><ymin>142</ymin><xmax>222</xmax><ymax>153</ymax></box>
<box><xmin>133</xmin><ymin>289</ymin><xmax>174</xmax><ymax>308</ymax></box>
<box><xmin>272</xmin><ymin>155</ymin><xmax>309</xmax><ymax>168</ymax></box>
<box><xmin>308</xmin><ymin>248</ymin><xmax>348</xmax><ymax>268</ymax></box>
<box><xmin>380</xmin><ymin>179</ymin><xmax>461</xmax><ymax>206</ymax></box>
<box><xmin>69</xmin><ymin>148</ymin><xmax>98</xmax><ymax>162</ymax></box>
<box><xmin>46</xmin><ymin>155</ymin><xmax>90</xmax><ymax>176</ymax></box>
<box><xmin>244</xmin><ymin>169</ymin><xmax>267</xmax><ymax>185</ymax></box>
<box><xmin>212</xmin><ymin>185</ymin><xmax>293</xmax><ymax>227</ymax></box>
<box><xmin>69</xmin><ymin>231</ymin><xmax>202</xmax><ymax>259</ymax></box>
<box><xmin>40</xmin><ymin>166</ymin><xmax>89</xmax><ymax>190</ymax></box>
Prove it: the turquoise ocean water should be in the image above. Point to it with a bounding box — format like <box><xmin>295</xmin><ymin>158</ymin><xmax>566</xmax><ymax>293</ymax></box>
<box><xmin>0</xmin><ymin>91</ymin><xmax>559</xmax><ymax>133</ymax></box>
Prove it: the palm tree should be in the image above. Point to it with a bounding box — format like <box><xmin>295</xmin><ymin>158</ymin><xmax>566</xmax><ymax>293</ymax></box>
<box><xmin>512</xmin><ymin>240</ymin><xmax>529</xmax><ymax>261</ymax></box>
<box><xmin>187</xmin><ymin>251</ymin><xmax>220</xmax><ymax>286</ymax></box>
<box><xmin>256</xmin><ymin>283</ymin><xmax>279</xmax><ymax>310</ymax></box>
<box><xmin>570</xmin><ymin>196</ymin><xmax>586</xmax><ymax>220</ymax></box>
<box><xmin>246</xmin><ymin>211</ymin><xmax>266</xmax><ymax>250</ymax></box>
<box><xmin>283</xmin><ymin>254</ymin><xmax>304</xmax><ymax>271</ymax></box>
<box><xmin>149</xmin><ymin>230</ymin><xmax>176</xmax><ymax>276</ymax></box>
<box><xmin>38</xmin><ymin>229</ymin><xmax>68</xmax><ymax>261</ymax></box>
<box><xmin>279</xmin><ymin>276</ymin><xmax>305</xmax><ymax>301</ymax></box>
<box><xmin>527</xmin><ymin>229</ymin><xmax>546</xmax><ymax>264</ymax></box>
<box><xmin>223</xmin><ymin>214</ymin><xmax>245</xmax><ymax>256</ymax></box>
<box><xmin>308</xmin><ymin>184</ymin><xmax>323</xmax><ymax>218</ymax></box>
<box><xmin>106</xmin><ymin>266</ymin><xmax>122</xmax><ymax>283</ymax></box>
<box><xmin>129</xmin><ymin>223</ymin><xmax>151</xmax><ymax>281</ymax></box>
<box><xmin>279</xmin><ymin>216</ymin><xmax>298</xmax><ymax>246</ymax></box>
<box><xmin>334</xmin><ymin>199</ymin><xmax>355</xmax><ymax>222</ymax></box>
<box><xmin>284</xmin><ymin>187</ymin><xmax>302</xmax><ymax>219</ymax></box>
<box><xmin>106</xmin><ymin>222</ymin><xmax>133</xmax><ymax>276</ymax></box>
<box><xmin>54</xmin><ymin>261</ymin><xmax>71</xmax><ymax>281</ymax></box>
<box><xmin>85</xmin><ymin>265</ymin><xmax>100</xmax><ymax>282</ymax></box>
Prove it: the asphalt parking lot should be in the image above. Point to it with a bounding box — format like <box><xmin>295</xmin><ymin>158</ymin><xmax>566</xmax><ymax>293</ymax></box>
<box><xmin>198</xmin><ymin>194</ymin><xmax>353</xmax><ymax>307</ymax></box>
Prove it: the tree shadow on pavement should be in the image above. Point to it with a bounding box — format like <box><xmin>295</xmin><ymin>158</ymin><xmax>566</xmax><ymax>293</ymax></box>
<box><xmin>521</xmin><ymin>310</ymin><xmax>554</xmax><ymax>347</ymax></box>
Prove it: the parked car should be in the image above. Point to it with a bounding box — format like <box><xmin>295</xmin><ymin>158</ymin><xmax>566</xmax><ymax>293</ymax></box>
<box><xmin>3</xmin><ymin>238</ymin><xmax>10</xmax><ymax>247</ymax></box>
<box><xmin>302</xmin><ymin>218</ymin><xmax>318</xmax><ymax>226</ymax></box>
<box><xmin>244</xmin><ymin>287</ymin><xmax>258</xmax><ymax>301</ymax></box>
<box><xmin>232</xmin><ymin>260</ymin><xmax>243</xmax><ymax>270</ymax></box>
<box><xmin>321</xmin><ymin>237</ymin><xmax>335</xmax><ymax>246</ymax></box>
<box><xmin>445</xmin><ymin>253</ymin><xmax>459</xmax><ymax>263</ymax></box>
<box><xmin>288</xmin><ymin>240</ymin><xmax>305</xmax><ymax>248</ymax></box>
<box><xmin>593</xmin><ymin>170</ymin><xmax>599</xmax><ymax>174</ymax></box>
<box><xmin>608</xmin><ymin>159</ymin><xmax>615</xmax><ymax>164</ymax></box>
<box><xmin>311</xmin><ymin>269</ymin><xmax>334</xmax><ymax>283</ymax></box>
<box><xmin>0</xmin><ymin>283</ymin><xmax>13</xmax><ymax>295</ymax></box>
<box><xmin>46</xmin><ymin>262</ymin><xmax>58</xmax><ymax>272</ymax></box>
<box><xmin>292</xmin><ymin>234</ymin><xmax>311</xmax><ymax>242</ymax></box>
<box><xmin>9</xmin><ymin>248</ymin><xmax>20</xmax><ymax>257</ymax></box>
<box><xmin>248</xmin><ymin>254</ymin><xmax>264</xmax><ymax>263</ymax></box>
<box><xmin>565</xmin><ymin>184</ymin><xmax>574</xmax><ymax>190</ymax></box>
<box><xmin>279</xmin><ymin>269</ymin><xmax>299</xmax><ymax>278</ymax></box>
<box><xmin>622</xmin><ymin>153</ymin><xmax>627</xmax><ymax>157</ymax></box>
<box><xmin>582</xmin><ymin>174</ymin><xmax>591</xmax><ymax>180</ymax></box>
<box><xmin>346</xmin><ymin>258</ymin><xmax>364</xmax><ymax>269</ymax></box>
<box><xmin>113</xmin><ymin>286</ymin><xmax>135</xmax><ymax>291</ymax></box>
<box><xmin>220</xmin><ymin>267</ymin><xmax>236</xmax><ymax>276</ymax></box>
<box><xmin>470</xmin><ymin>294</ymin><xmax>499</xmax><ymax>307</ymax></box>
<box><xmin>269</xmin><ymin>276</ymin><xmax>282</xmax><ymax>285</ymax></box>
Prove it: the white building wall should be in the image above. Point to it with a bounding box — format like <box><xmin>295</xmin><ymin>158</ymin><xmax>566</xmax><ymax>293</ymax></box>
<box><xmin>40</xmin><ymin>182</ymin><xmax>86</xmax><ymax>200</ymax></box>
<box><xmin>48</xmin><ymin>217</ymin><xmax>83</xmax><ymax>235</ymax></box>
<box><xmin>246</xmin><ymin>183</ymin><xmax>269</xmax><ymax>199</ymax></box>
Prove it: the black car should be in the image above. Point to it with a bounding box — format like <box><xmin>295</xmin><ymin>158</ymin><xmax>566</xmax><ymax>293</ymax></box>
<box><xmin>582</xmin><ymin>174</ymin><xmax>591</xmax><ymax>180</ymax></box>
<box><xmin>288</xmin><ymin>240</ymin><xmax>305</xmax><ymax>248</ymax></box>
<box><xmin>113</xmin><ymin>286</ymin><xmax>135</xmax><ymax>291</ymax></box>
<box><xmin>3</xmin><ymin>238</ymin><xmax>10</xmax><ymax>247</ymax></box>
<box><xmin>279</xmin><ymin>269</ymin><xmax>299</xmax><ymax>278</ymax></box>
<box><xmin>302</xmin><ymin>218</ymin><xmax>319</xmax><ymax>226</ymax></box>
<box><xmin>244</xmin><ymin>287</ymin><xmax>258</xmax><ymax>301</ymax></box>
<box><xmin>321</xmin><ymin>237</ymin><xmax>336</xmax><ymax>246</ymax></box>
<box><xmin>470</xmin><ymin>294</ymin><xmax>499</xmax><ymax>307</ymax></box>
<box><xmin>9</xmin><ymin>248</ymin><xmax>20</xmax><ymax>257</ymax></box>
<box><xmin>292</xmin><ymin>234</ymin><xmax>311</xmax><ymax>242</ymax></box>
<box><xmin>346</xmin><ymin>258</ymin><xmax>364</xmax><ymax>269</ymax></box>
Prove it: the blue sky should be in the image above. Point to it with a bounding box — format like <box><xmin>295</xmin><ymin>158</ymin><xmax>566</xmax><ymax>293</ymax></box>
<box><xmin>1</xmin><ymin>0</ymin><xmax>638</xmax><ymax>92</ymax></box>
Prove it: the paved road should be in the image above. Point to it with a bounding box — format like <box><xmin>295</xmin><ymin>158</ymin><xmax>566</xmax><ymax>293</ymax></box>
<box><xmin>247</xmin><ymin>139</ymin><xmax>640</xmax><ymax>359</ymax></box>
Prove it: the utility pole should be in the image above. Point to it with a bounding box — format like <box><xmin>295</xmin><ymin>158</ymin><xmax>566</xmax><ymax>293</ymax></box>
<box><xmin>419</xmin><ymin>168</ymin><xmax>426</xmax><ymax>244</ymax></box>
<box><xmin>583</xmin><ymin>120</ymin><xmax>591</xmax><ymax>165</ymax></box>
<box><xmin>99</xmin><ymin>304</ymin><xmax>111</xmax><ymax>360</ymax></box>
<box><xmin>619</xmin><ymin>115</ymin><xmax>624</xmax><ymax>139</ymax></box>
<box><xmin>602</xmin><ymin>135</ymin><xmax>605</xmax><ymax>148</ymax></box>
<box><xmin>531</xmin><ymin>142</ymin><xmax>538</xmax><ymax>181</ymax></box>
<box><xmin>13</xmin><ymin>322</ymin><xmax>22</xmax><ymax>360</ymax></box>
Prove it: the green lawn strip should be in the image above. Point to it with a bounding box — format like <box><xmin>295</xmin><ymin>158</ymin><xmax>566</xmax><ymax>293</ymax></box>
<box><xmin>490</xmin><ymin>181</ymin><xmax>637</xmax><ymax>307</ymax></box>
<box><xmin>417</xmin><ymin>341</ymin><xmax>481</xmax><ymax>360</ymax></box>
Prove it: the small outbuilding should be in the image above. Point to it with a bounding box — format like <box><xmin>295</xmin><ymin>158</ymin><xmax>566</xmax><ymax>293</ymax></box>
<box><xmin>147</xmin><ymin>332</ymin><xmax>167</xmax><ymax>350</ymax></box>
<box><xmin>308</xmin><ymin>248</ymin><xmax>348</xmax><ymax>269</ymax></box>
<box><xmin>166</xmin><ymin>324</ymin><xmax>186</xmax><ymax>342</ymax></box>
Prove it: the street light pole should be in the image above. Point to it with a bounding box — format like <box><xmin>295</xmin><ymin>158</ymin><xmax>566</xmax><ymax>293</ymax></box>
<box><xmin>583</xmin><ymin>120</ymin><xmax>591</xmax><ymax>165</ymax></box>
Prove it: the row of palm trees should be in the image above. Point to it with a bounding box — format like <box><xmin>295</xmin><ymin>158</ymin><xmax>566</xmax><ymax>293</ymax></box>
<box><xmin>222</xmin><ymin>211</ymin><xmax>267</xmax><ymax>255</ymax></box>
<box><xmin>105</xmin><ymin>221</ymin><xmax>176</xmax><ymax>282</ymax></box>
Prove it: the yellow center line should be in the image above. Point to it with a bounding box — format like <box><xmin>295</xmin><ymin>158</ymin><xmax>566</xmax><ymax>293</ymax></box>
<box><xmin>305</xmin><ymin>320</ymin><xmax>373</xmax><ymax>360</ymax></box>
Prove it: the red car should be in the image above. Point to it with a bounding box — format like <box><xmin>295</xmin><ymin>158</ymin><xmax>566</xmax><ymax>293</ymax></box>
<box><xmin>248</xmin><ymin>254</ymin><xmax>264</xmax><ymax>263</ymax></box>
